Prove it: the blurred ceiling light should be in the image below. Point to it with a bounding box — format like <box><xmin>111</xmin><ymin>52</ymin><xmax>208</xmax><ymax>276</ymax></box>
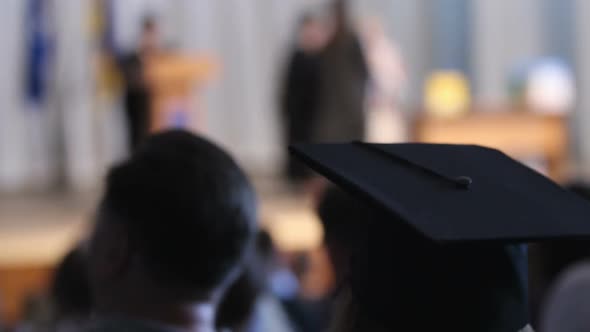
<box><xmin>424</xmin><ymin>70</ymin><xmax>470</xmax><ymax>118</ymax></box>
<box><xmin>526</xmin><ymin>58</ymin><xmax>575</xmax><ymax>114</ymax></box>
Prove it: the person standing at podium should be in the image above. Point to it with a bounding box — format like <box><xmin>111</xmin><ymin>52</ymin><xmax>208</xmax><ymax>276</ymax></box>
<box><xmin>120</xmin><ymin>17</ymin><xmax>160</xmax><ymax>151</ymax></box>
<box><xmin>281</xmin><ymin>14</ymin><xmax>326</xmax><ymax>185</ymax></box>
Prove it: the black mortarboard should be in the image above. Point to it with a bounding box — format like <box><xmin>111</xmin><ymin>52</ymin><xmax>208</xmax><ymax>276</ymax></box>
<box><xmin>291</xmin><ymin>142</ymin><xmax>590</xmax><ymax>331</ymax></box>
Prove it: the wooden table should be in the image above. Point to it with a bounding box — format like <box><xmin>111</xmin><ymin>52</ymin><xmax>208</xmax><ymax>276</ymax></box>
<box><xmin>412</xmin><ymin>111</ymin><xmax>569</xmax><ymax>181</ymax></box>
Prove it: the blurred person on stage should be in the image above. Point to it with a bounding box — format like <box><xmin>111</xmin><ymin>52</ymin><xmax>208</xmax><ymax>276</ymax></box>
<box><xmin>313</xmin><ymin>0</ymin><xmax>369</xmax><ymax>144</ymax></box>
<box><xmin>306</xmin><ymin>0</ymin><xmax>369</xmax><ymax>202</ymax></box>
<box><xmin>359</xmin><ymin>17</ymin><xmax>407</xmax><ymax>144</ymax></box>
<box><xmin>287</xmin><ymin>143</ymin><xmax>590</xmax><ymax>332</ymax></box>
<box><xmin>529</xmin><ymin>183</ymin><xmax>590</xmax><ymax>327</ymax></box>
<box><xmin>281</xmin><ymin>13</ymin><xmax>327</xmax><ymax>186</ymax></box>
<box><xmin>87</xmin><ymin>130</ymin><xmax>258</xmax><ymax>332</ymax></box>
<box><xmin>14</xmin><ymin>243</ymin><xmax>91</xmax><ymax>332</ymax></box>
<box><xmin>119</xmin><ymin>17</ymin><xmax>160</xmax><ymax>152</ymax></box>
<box><xmin>282</xmin><ymin>186</ymin><xmax>365</xmax><ymax>332</ymax></box>
<box><xmin>541</xmin><ymin>261</ymin><xmax>590</xmax><ymax>332</ymax></box>
<box><xmin>317</xmin><ymin>187</ymin><xmax>364</xmax><ymax>290</ymax></box>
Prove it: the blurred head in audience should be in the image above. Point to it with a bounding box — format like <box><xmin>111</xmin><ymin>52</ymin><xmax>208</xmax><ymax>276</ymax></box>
<box><xmin>88</xmin><ymin>130</ymin><xmax>257</xmax><ymax>329</ymax></box>
<box><xmin>317</xmin><ymin>187</ymin><xmax>364</xmax><ymax>284</ymax></box>
<box><xmin>51</xmin><ymin>243</ymin><xmax>92</xmax><ymax>327</ymax></box>
<box><xmin>528</xmin><ymin>182</ymin><xmax>590</xmax><ymax>325</ymax></box>
<box><xmin>541</xmin><ymin>261</ymin><xmax>590</xmax><ymax>332</ymax></box>
<box><xmin>320</xmin><ymin>191</ymin><xmax>528</xmax><ymax>332</ymax></box>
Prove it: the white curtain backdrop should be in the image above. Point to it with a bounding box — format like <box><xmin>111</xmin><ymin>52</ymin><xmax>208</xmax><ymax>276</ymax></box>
<box><xmin>1</xmin><ymin>0</ymin><xmax>590</xmax><ymax>191</ymax></box>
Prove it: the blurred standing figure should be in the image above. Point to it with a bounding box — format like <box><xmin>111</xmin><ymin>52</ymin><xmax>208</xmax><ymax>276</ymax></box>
<box><xmin>313</xmin><ymin>0</ymin><xmax>369</xmax><ymax>143</ymax></box>
<box><xmin>360</xmin><ymin>18</ymin><xmax>407</xmax><ymax>143</ymax></box>
<box><xmin>281</xmin><ymin>14</ymin><xmax>326</xmax><ymax>184</ymax></box>
<box><xmin>119</xmin><ymin>17</ymin><xmax>160</xmax><ymax>151</ymax></box>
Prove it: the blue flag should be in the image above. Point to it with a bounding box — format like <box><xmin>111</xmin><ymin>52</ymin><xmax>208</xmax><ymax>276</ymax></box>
<box><xmin>25</xmin><ymin>0</ymin><xmax>52</xmax><ymax>106</ymax></box>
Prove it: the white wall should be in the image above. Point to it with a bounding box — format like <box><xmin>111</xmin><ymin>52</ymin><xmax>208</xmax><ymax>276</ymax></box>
<box><xmin>0</xmin><ymin>0</ymin><xmax>28</xmax><ymax>191</ymax></box>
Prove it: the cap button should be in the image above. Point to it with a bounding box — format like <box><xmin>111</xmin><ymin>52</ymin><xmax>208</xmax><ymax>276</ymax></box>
<box><xmin>454</xmin><ymin>176</ymin><xmax>472</xmax><ymax>189</ymax></box>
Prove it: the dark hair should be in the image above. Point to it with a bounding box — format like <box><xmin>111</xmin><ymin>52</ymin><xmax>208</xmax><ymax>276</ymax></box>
<box><xmin>103</xmin><ymin>130</ymin><xmax>257</xmax><ymax>293</ymax></box>
<box><xmin>317</xmin><ymin>187</ymin><xmax>365</xmax><ymax>246</ymax></box>
<box><xmin>51</xmin><ymin>244</ymin><xmax>92</xmax><ymax>318</ymax></box>
<box><xmin>320</xmin><ymin>188</ymin><xmax>528</xmax><ymax>331</ymax></box>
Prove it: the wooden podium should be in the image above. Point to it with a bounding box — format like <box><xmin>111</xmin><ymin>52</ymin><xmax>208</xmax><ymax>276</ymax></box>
<box><xmin>412</xmin><ymin>109</ymin><xmax>570</xmax><ymax>181</ymax></box>
<box><xmin>146</xmin><ymin>53</ymin><xmax>218</xmax><ymax>133</ymax></box>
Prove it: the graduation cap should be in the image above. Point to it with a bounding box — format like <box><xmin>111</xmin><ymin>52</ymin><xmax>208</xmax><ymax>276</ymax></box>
<box><xmin>291</xmin><ymin>142</ymin><xmax>590</xmax><ymax>331</ymax></box>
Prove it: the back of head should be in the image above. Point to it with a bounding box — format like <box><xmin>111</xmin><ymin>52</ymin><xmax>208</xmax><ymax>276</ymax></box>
<box><xmin>94</xmin><ymin>130</ymin><xmax>257</xmax><ymax>300</ymax></box>
<box><xmin>528</xmin><ymin>182</ymin><xmax>590</xmax><ymax>325</ymax></box>
<box><xmin>325</xmin><ymin>195</ymin><xmax>528</xmax><ymax>331</ymax></box>
<box><xmin>51</xmin><ymin>244</ymin><xmax>92</xmax><ymax>319</ymax></box>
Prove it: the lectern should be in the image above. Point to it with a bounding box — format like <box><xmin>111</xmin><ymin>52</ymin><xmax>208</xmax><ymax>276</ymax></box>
<box><xmin>145</xmin><ymin>53</ymin><xmax>217</xmax><ymax>133</ymax></box>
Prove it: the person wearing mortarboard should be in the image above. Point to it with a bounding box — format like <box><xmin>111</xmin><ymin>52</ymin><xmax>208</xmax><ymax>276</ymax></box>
<box><xmin>290</xmin><ymin>142</ymin><xmax>590</xmax><ymax>332</ymax></box>
<box><xmin>86</xmin><ymin>131</ymin><xmax>258</xmax><ymax>332</ymax></box>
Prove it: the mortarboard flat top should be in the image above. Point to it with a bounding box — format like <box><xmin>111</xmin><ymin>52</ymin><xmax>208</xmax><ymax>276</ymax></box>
<box><xmin>290</xmin><ymin>142</ymin><xmax>590</xmax><ymax>244</ymax></box>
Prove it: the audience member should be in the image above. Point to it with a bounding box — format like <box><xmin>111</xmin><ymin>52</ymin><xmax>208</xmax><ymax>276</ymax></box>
<box><xmin>289</xmin><ymin>143</ymin><xmax>590</xmax><ymax>332</ymax></box>
<box><xmin>15</xmin><ymin>243</ymin><xmax>91</xmax><ymax>332</ymax></box>
<box><xmin>14</xmin><ymin>294</ymin><xmax>53</xmax><ymax>332</ymax></box>
<box><xmin>528</xmin><ymin>183</ymin><xmax>590</xmax><ymax>326</ymax></box>
<box><xmin>278</xmin><ymin>186</ymin><xmax>366</xmax><ymax>332</ymax></box>
<box><xmin>541</xmin><ymin>261</ymin><xmax>590</xmax><ymax>332</ymax></box>
<box><xmin>87</xmin><ymin>130</ymin><xmax>258</xmax><ymax>332</ymax></box>
<box><xmin>317</xmin><ymin>187</ymin><xmax>365</xmax><ymax>285</ymax></box>
<box><xmin>50</xmin><ymin>243</ymin><xmax>92</xmax><ymax>331</ymax></box>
